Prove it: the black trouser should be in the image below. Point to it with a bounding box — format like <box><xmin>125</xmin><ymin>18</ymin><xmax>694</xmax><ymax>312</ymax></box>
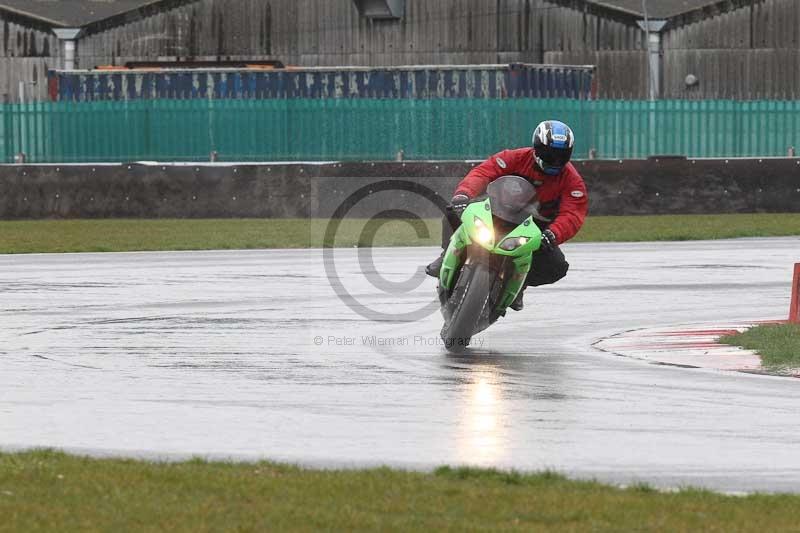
<box><xmin>440</xmin><ymin>215</ymin><xmax>569</xmax><ymax>287</ymax></box>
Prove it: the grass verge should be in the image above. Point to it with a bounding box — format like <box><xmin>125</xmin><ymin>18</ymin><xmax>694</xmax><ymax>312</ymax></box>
<box><xmin>1</xmin><ymin>450</ymin><xmax>800</xmax><ymax>532</ymax></box>
<box><xmin>0</xmin><ymin>213</ymin><xmax>798</xmax><ymax>254</ymax></box>
<box><xmin>720</xmin><ymin>323</ymin><xmax>800</xmax><ymax>371</ymax></box>
<box><xmin>571</xmin><ymin>213</ymin><xmax>800</xmax><ymax>242</ymax></box>
<box><xmin>0</xmin><ymin>218</ymin><xmax>437</xmax><ymax>253</ymax></box>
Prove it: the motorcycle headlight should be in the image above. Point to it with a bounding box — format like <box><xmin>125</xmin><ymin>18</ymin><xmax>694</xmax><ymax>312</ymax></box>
<box><xmin>498</xmin><ymin>236</ymin><xmax>529</xmax><ymax>251</ymax></box>
<box><xmin>473</xmin><ymin>217</ymin><xmax>493</xmax><ymax>245</ymax></box>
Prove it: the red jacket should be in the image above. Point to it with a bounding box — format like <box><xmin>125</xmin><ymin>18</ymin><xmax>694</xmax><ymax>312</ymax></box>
<box><xmin>455</xmin><ymin>147</ymin><xmax>588</xmax><ymax>244</ymax></box>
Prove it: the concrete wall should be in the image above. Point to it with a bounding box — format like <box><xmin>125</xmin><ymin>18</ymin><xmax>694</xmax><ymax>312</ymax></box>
<box><xmin>1</xmin><ymin>158</ymin><xmax>799</xmax><ymax>220</ymax></box>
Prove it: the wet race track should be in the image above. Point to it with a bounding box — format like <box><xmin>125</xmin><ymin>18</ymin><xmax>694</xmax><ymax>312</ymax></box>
<box><xmin>2</xmin><ymin>238</ymin><xmax>800</xmax><ymax>493</ymax></box>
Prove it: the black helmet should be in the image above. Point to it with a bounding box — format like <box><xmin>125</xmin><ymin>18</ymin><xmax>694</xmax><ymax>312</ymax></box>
<box><xmin>532</xmin><ymin>120</ymin><xmax>575</xmax><ymax>176</ymax></box>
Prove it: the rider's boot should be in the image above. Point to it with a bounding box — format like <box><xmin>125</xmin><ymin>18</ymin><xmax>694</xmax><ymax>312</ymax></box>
<box><xmin>425</xmin><ymin>251</ymin><xmax>445</xmax><ymax>278</ymax></box>
<box><xmin>510</xmin><ymin>289</ymin><xmax>525</xmax><ymax>311</ymax></box>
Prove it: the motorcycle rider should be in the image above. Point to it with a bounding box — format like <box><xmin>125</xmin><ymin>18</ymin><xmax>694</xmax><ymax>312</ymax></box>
<box><xmin>426</xmin><ymin>120</ymin><xmax>588</xmax><ymax>312</ymax></box>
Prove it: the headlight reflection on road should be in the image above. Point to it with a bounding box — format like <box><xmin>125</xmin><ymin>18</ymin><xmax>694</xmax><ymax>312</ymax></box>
<box><xmin>456</xmin><ymin>367</ymin><xmax>507</xmax><ymax>465</ymax></box>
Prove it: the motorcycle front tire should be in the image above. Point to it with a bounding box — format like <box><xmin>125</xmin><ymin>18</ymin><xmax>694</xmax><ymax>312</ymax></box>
<box><xmin>440</xmin><ymin>262</ymin><xmax>495</xmax><ymax>353</ymax></box>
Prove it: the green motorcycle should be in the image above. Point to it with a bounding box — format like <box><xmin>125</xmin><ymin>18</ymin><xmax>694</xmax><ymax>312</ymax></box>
<box><xmin>438</xmin><ymin>175</ymin><xmax>544</xmax><ymax>352</ymax></box>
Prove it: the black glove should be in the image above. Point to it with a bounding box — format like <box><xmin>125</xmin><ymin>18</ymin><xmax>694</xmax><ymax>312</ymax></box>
<box><xmin>541</xmin><ymin>229</ymin><xmax>558</xmax><ymax>251</ymax></box>
<box><xmin>448</xmin><ymin>194</ymin><xmax>470</xmax><ymax>214</ymax></box>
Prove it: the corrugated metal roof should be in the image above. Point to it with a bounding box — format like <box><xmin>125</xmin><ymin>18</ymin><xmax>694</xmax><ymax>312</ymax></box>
<box><xmin>588</xmin><ymin>0</ymin><xmax>725</xmax><ymax>19</ymax></box>
<box><xmin>0</xmin><ymin>0</ymin><xmax>746</xmax><ymax>29</ymax></box>
<box><xmin>0</xmin><ymin>0</ymin><xmax>162</xmax><ymax>27</ymax></box>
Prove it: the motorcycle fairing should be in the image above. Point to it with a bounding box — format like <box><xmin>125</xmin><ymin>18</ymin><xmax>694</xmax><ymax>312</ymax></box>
<box><xmin>438</xmin><ymin>198</ymin><xmax>543</xmax><ymax>312</ymax></box>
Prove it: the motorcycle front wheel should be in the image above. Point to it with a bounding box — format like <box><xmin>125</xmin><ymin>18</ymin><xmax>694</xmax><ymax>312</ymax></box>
<box><xmin>440</xmin><ymin>262</ymin><xmax>495</xmax><ymax>353</ymax></box>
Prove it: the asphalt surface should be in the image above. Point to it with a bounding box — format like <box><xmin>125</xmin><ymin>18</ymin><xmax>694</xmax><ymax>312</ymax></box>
<box><xmin>1</xmin><ymin>238</ymin><xmax>799</xmax><ymax>493</ymax></box>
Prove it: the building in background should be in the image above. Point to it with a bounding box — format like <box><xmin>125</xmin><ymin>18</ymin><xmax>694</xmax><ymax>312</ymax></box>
<box><xmin>1</xmin><ymin>0</ymin><xmax>797</xmax><ymax>102</ymax></box>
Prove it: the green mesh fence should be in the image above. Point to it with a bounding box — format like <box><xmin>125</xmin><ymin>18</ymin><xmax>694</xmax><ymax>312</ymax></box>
<box><xmin>1</xmin><ymin>99</ymin><xmax>799</xmax><ymax>163</ymax></box>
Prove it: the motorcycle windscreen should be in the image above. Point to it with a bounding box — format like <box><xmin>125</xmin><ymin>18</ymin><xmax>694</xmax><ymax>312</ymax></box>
<box><xmin>486</xmin><ymin>175</ymin><xmax>537</xmax><ymax>224</ymax></box>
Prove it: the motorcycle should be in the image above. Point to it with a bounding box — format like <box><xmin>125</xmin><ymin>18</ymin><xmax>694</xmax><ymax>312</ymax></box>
<box><xmin>438</xmin><ymin>175</ymin><xmax>543</xmax><ymax>353</ymax></box>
